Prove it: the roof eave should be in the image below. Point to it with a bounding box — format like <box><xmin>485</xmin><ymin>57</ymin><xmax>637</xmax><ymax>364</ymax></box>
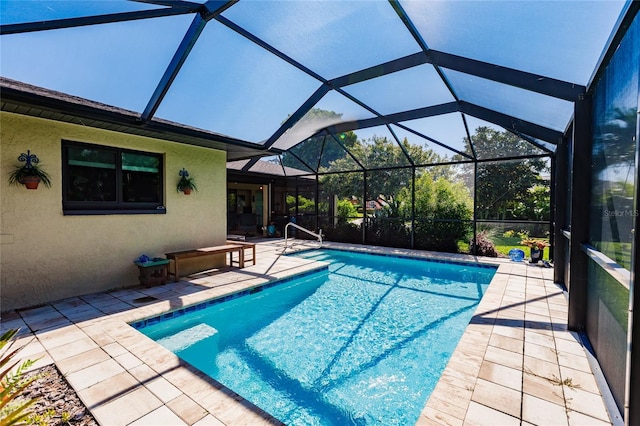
<box><xmin>0</xmin><ymin>77</ymin><xmax>268</xmax><ymax>161</ymax></box>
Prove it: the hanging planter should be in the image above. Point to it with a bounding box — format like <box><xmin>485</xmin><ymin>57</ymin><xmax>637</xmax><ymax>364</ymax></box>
<box><xmin>8</xmin><ymin>150</ymin><xmax>52</xmax><ymax>190</ymax></box>
<box><xmin>176</xmin><ymin>168</ymin><xmax>197</xmax><ymax>195</ymax></box>
<box><xmin>21</xmin><ymin>175</ymin><xmax>43</xmax><ymax>189</ymax></box>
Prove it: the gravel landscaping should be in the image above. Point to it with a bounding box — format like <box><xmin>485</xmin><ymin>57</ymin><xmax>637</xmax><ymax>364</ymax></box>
<box><xmin>20</xmin><ymin>365</ymin><xmax>97</xmax><ymax>426</ymax></box>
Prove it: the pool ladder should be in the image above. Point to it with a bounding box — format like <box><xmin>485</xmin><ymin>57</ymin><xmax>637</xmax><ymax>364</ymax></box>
<box><xmin>283</xmin><ymin>222</ymin><xmax>323</xmax><ymax>253</ymax></box>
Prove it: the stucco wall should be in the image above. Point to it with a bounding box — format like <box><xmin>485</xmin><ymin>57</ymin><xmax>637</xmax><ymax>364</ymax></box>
<box><xmin>1</xmin><ymin>112</ymin><xmax>227</xmax><ymax>312</ymax></box>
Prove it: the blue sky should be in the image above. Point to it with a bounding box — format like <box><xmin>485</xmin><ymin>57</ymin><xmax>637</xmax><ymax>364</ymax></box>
<box><xmin>0</xmin><ymin>0</ymin><xmax>628</xmax><ymax>153</ymax></box>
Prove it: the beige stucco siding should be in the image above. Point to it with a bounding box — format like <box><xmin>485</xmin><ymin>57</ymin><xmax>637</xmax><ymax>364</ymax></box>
<box><xmin>1</xmin><ymin>112</ymin><xmax>227</xmax><ymax>312</ymax></box>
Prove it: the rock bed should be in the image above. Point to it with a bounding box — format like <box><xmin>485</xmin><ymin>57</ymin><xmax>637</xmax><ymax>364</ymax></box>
<box><xmin>21</xmin><ymin>364</ymin><xmax>98</xmax><ymax>426</ymax></box>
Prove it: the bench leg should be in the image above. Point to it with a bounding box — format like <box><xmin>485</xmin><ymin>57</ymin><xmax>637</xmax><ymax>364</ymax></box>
<box><xmin>169</xmin><ymin>259</ymin><xmax>179</xmax><ymax>282</ymax></box>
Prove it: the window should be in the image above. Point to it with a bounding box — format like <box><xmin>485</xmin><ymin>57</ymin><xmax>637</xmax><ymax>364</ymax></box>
<box><xmin>62</xmin><ymin>141</ymin><xmax>165</xmax><ymax>214</ymax></box>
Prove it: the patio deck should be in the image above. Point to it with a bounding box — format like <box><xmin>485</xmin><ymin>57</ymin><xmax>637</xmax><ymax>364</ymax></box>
<box><xmin>1</xmin><ymin>240</ymin><xmax>618</xmax><ymax>425</ymax></box>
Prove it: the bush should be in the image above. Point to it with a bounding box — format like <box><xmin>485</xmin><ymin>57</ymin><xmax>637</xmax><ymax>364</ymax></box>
<box><xmin>365</xmin><ymin>216</ymin><xmax>411</xmax><ymax>248</ymax></box>
<box><xmin>406</xmin><ymin>174</ymin><xmax>473</xmax><ymax>253</ymax></box>
<box><xmin>336</xmin><ymin>199</ymin><xmax>359</xmax><ymax>224</ymax></box>
<box><xmin>414</xmin><ymin>220</ymin><xmax>470</xmax><ymax>252</ymax></box>
<box><xmin>470</xmin><ymin>230</ymin><xmax>499</xmax><ymax>257</ymax></box>
<box><xmin>323</xmin><ymin>222</ymin><xmax>362</xmax><ymax>244</ymax></box>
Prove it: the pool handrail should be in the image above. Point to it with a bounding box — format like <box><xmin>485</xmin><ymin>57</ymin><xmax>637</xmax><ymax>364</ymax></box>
<box><xmin>283</xmin><ymin>222</ymin><xmax>322</xmax><ymax>252</ymax></box>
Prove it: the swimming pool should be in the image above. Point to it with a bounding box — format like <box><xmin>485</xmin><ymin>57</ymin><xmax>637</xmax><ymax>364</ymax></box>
<box><xmin>137</xmin><ymin>249</ymin><xmax>496</xmax><ymax>425</ymax></box>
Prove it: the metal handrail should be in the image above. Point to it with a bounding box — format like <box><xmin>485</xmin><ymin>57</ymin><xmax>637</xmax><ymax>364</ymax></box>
<box><xmin>283</xmin><ymin>222</ymin><xmax>322</xmax><ymax>252</ymax></box>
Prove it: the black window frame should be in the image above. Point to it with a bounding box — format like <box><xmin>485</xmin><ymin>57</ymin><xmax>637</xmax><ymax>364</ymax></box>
<box><xmin>62</xmin><ymin>140</ymin><xmax>166</xmax><ymax>215</ymax></box>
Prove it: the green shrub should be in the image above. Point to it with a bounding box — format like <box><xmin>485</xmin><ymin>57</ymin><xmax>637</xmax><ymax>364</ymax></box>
<box><xmin>365</xmin><ymin>216</ymin><xmax>411</xmax><ymax>248</ymax></box>
<box><xmin>336</xmin><ymin>199</ymin><xmax>359</xmax><ymax>224</ymax></box>
<box><xmin>0</xmin><ymin>329</ymin><xmax>40</xmax><ymax>426</ymax></box>
<box><xmin>324</xmin><ymin>222</ymin><xmax>362</xmax><ymax>244</ymax></box>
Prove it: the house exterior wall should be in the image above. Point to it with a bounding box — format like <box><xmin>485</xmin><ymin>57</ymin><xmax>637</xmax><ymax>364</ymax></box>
<box><xmin>1</xmin><ymin>112</ymin><xmax>227</xmax><ymax>312</ymax></box>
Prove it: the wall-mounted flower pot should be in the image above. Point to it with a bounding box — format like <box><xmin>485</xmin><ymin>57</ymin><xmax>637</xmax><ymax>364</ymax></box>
<box><xmin>176</xmin><ymin>168</ymin><xmax>196</xmax><ymax>195</ymax></box>
<box><xmin>8</xmin><ymin>150</ymin><xmax>52</xmax><ymax>190</ymax></box>
<box><xmin>21</xmin><ymin>176</ymin><xmax>42</xmax><ymax>190</ymax></box>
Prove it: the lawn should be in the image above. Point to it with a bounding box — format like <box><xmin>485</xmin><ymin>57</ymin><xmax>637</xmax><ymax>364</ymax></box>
<box><xmin>458</xmin><ymin>235</ymin><xmax>551</xmax><ymax>261</ymax></box>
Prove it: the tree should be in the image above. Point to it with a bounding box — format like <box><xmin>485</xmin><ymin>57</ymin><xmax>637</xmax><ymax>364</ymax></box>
<box><xmin>592</xmin><ymin>106</ymin><xmax>637</xmax><ymax>175</ymax></box>
<box><xmin>281</xmin><ymin>109</ymin><xmax>357</xmax><ymax>172</ymax></box>
<box><xmin>512</xmin><ymin>185</ymin><xmax>550</xmax><ymax>221</ymax></box>
<box><xmin>286</xmin><ymin>194</ymin><xmax>315</xmax><ymax>213</ymax></box>
<box><xmin>336</xmin><ymin>199</ymin><xmax>359</xmax><ymax>223</ymax></box>
<box><xmin>319</xmin><ymin>170</ymin><xmax>363</xmax><ymax>201</ymax></box>
<box><xmin>320</xmin><ymin>135</ymin><xmax>445</xmax><ymax>200</ymax></box>
<box><xmin>402</xmin><ymin>137</ymin><xmax>446</xmax><ymax>169</ymax></box>
<box><xmin>461</xmin><ymin>127</ymin><xmax>550</xmax><ymax>221</ymax></box>
<box><xmin>398</xmin><ymin>171</ymin><xmax>473</xmax><ymax>252</ymax></box>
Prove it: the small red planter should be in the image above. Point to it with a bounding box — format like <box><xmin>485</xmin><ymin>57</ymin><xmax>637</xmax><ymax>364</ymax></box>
<box><xmin>21</xmin><ymin>176</ymin><xmax>41</xmax><ymax>189</ymax></box>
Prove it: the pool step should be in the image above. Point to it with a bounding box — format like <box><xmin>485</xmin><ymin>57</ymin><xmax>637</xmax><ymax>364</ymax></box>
<box><xmin>157</xmin><ymin>323</ymin><xmax>219</xmax><ymax>352</ymax></box>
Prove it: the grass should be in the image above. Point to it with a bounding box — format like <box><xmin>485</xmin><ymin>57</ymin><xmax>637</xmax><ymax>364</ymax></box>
<box><xmin>459</xmin><ymin>235</ymin><xmax>551</xmax><ymax>261</ymax></box>
<box><xmin>494</xmin><ymin>236</ymin><xmax>551</xmax><ymax>261</ymax></box>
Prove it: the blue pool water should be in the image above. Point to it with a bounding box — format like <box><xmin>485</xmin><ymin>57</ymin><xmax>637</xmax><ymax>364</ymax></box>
<box><xmin>137</xmin><ymin>249</ymin><xmax>496</xmax><ymax>425</ymax></box>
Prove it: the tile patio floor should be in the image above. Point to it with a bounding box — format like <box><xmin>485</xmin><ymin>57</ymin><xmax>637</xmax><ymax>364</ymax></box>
<box><xmin>1</xmin><ymin>240</ymin><xmax>618</xmax><ymax>425</ymax></box>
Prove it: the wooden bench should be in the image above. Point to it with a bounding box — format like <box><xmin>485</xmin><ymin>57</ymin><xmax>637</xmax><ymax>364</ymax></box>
<box><xmin>226</xmin><ymin>240</ymin><xmax>256</xmax><ymax>267</ymax></box>
<box><xmin>165</xmin><ymin>244</ymin><xmax>245</xmax><ymax>282</ymax></box>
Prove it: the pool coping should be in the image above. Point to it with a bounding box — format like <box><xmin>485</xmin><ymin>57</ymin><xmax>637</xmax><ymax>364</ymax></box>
<box><xmin>1</xmin><ymin>240</ymin><xmax>617</xmax><ymax>425</ymax></box>
<box><xmin>130</xmin><ymin>247</ymin><xmax>497</xmax><ymax>330</ymax></box>
<box><xmin>128</xmin><ymin>265</ymin><xmax>329</xmax><ymax>331</ymax></box>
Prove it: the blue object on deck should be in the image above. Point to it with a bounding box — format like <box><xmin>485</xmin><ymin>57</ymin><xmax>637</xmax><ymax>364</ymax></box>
<box><xmin>509</xmin><ymin>249</ymin><xmax>525</xmax><ymax>262</ymax></box>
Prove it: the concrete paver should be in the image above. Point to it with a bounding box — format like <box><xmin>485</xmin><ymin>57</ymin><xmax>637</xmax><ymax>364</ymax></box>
<box><xmin>2</xmin><ymin>240</ymin><xmax>616</xmax><ymax>425</ymax></box>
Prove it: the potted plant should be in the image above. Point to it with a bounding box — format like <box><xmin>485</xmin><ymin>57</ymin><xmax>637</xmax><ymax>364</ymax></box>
<box><xmin>176</xmin><ymin>168</ymin><xmax>197</xmax><ymax>195</ymax></box>
<box><xmin>7</xmin><ymin>150</ymin><xmax>52</xmax><ymax>190</ymax></box>
<box><xmin>520</xmin><ymin>238</ymin><xmax>548</xmax><ymax>263</ymax></box>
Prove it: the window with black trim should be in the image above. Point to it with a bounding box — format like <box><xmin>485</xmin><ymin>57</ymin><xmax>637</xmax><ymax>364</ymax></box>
<box><xmin>62</xmin><ymin>141</ymin><xmax>165</xmax><ymax>215</ymax></box>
